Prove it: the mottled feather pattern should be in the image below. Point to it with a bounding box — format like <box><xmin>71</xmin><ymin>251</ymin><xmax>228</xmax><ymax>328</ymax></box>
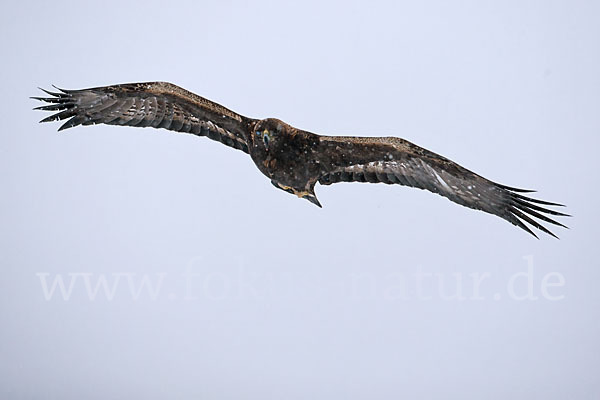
<box><xmin>317</xmin><ymin>136</ymin><xmax>568</xmax><ymax>239</ymax></box>
<box><xmin>33</xmin><ymin>83</ymin><xmax>250</xmax><ymax>153</ymax></box>
<box><xmin>33</xmin><ymin>82</ymin><xmax>569</xmax><ymax>239</ymax></box>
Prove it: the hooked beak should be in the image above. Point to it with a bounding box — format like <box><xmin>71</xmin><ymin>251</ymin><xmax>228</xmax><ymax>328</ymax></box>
<box><xmin>262</xmin><ymin>132</ymin><xmax>270</xmax><ymax>150</ymax></box>
<box><xmin>303</xmin><ymin>193</ymin><xmax>322</xmax><ymax>208</ymax></box>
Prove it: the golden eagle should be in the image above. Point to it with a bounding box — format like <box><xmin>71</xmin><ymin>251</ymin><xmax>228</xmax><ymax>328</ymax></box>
<box><xmin>33</xmin><ymin>82</ymin><xmax>568</xmax><ymax>238</ymax></box>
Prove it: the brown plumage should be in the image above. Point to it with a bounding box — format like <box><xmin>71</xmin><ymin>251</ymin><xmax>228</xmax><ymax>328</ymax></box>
<box><xmin>33</xmin><ymin>81</ymin><xmax>569</xmax><ymax>238</ymax></box>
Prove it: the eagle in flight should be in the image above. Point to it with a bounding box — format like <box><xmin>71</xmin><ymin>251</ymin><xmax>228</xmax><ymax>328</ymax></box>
<box><xmin>33</xmin><ymin>82</ymin><xmax>568</xmax><ymax>238</ymax></box>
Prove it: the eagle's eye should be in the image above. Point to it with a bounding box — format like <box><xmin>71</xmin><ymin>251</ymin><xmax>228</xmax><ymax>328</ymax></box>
<box><xmin>256</xmin><ymin>129</ymin><xmax>270</xmax><ymax>136</ymax></box>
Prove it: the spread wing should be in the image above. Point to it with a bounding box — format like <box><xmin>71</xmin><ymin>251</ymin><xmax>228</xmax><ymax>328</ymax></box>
<box><xmin>32</xmin><ymin>82</ymin><xmax>253</xmax><ymax>153</ymax></box>
<box><xmin>315</xmin><ymin>136</ymin><xmax>569</xmax><ymax>238</ymax></box>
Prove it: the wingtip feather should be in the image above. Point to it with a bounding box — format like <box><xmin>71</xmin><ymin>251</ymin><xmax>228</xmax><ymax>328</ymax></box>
<box><xmin>497</xmin><ymin>183</ymin><xmax>537</xmax><ymax>193</ymax></box>
<box><xmin>511</xmin><ymin>208</ymin><xmax>560</xmax><ymax>239</ymax></box>
<box><xmin>57</xmin><ymin>122</ymin><xmax>72</xmax><ymax>131</ymax></box>
<box><xmin>39</xmin><ymin>87</ymin><xmax>62</xmax><ymax>97</ymax></box>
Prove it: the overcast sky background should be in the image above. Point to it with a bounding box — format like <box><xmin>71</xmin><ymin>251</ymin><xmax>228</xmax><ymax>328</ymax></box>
<box><xmin>1</xmin><ymin>1</ymin><xmax>599</xmax><ymax>399</ymax></box>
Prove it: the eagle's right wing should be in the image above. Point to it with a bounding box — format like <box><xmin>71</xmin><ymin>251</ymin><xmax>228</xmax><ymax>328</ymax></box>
<box><xmin>314</xmin><ymin>135</ymin><xmax>569</xmax><ymax>238</ymax></box>
<box><xmin>33</xmin><ymin>82</ymin><xmax>253</xmax><ymax>153</ymax></box>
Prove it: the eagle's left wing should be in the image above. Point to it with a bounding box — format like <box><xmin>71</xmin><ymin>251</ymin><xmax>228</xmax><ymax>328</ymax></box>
<box><xmin>313</xmin><ymin>135</ymin><xmax>569</xmax><ymax>238</ymax></box>
<box><xmin>33</xmin><ymin>82</ymin><xmax>253</xmax><ymax>153</ymax></box>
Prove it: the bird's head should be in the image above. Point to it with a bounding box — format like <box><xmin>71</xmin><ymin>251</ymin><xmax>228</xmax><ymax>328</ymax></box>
<box><xmin>251</xmin><ymin>118</ymin><xmax>291</xmax><ymax>153</ymax></box>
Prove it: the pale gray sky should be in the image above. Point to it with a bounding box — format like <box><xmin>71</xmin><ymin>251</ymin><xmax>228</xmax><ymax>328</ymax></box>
<box><xmin>1</xmin><ymin>1</ymin><xmax>599</xmax><ymax>399</ymax></box>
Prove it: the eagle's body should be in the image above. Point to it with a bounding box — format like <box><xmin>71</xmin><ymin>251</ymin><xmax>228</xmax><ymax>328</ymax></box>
<box><xmin>33</xmin><ymin>82</ymin><xmax>568</xmax><ymax>238</ymax></box>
